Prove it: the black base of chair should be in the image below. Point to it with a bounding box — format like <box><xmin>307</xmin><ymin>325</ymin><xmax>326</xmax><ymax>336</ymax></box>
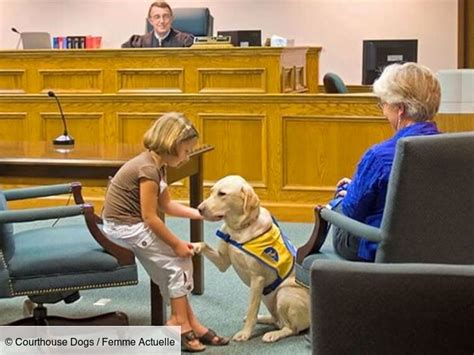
<box><xmin>9</xmin><ymin>304</ymin><xmax>129</xmax><ymax>325</ymax></box>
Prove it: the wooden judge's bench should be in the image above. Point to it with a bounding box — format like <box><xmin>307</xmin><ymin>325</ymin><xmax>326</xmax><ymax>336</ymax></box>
<box><xmin>0</xmin><ymin>47</ymin><xmax>471</xmax><ymax>221</ymax></box>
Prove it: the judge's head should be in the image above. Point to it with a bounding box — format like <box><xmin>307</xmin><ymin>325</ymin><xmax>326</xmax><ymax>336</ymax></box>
<box><xmin>147</xmin><ymin>1</ymin><xmax>174</xmax><ymax>37</ymax></box>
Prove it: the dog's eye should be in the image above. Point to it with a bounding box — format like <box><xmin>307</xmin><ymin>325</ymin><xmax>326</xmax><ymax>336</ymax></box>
<box><xmin>217</xmin><ymin>191</ymin><xmax>226</xmax><ymax>197</ymax></box>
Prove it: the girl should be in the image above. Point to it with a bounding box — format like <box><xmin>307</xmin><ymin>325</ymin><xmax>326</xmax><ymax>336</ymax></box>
<box><xmin>103</xmin><ymin>112</ymin><xmax>229</xmax><ymax>352</ymax></box>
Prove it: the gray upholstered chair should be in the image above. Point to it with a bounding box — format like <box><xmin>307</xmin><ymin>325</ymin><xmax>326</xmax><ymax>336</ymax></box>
<box><xmin>310</xmin><ymin>261</ymin><xmax>474</xmax><ymax>355</ymax></box>
<box><xmin>0</xmin><ymin>182</ymin><xmax>138</xmax><ymax>325</ymax></box>
<box><xmin>323</xmin><ymin>72</ymin><xmax>348</xmax><ymax>93</ymax></box>
<box><xmin>146</xmin><ymin>7</ymin><xmax>214</xmax><ymax>36</ymax></box>
<box><xmin>296</xmin><ymin>132</ymin><xmax>474</xmax><ymax>353</ymax></box>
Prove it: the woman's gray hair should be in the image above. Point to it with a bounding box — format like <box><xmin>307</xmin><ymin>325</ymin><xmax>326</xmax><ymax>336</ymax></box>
<box><xmin>373</xmin><ymin>62</ymin><xmax>441</xmax><ymax>122</ymax></box>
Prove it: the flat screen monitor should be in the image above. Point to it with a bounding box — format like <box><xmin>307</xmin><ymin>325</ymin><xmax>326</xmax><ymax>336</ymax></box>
<box><xmin>362</xmin><ymin>39</ymin><xmax>417</xmax><ymax>85</ymax></box>
<box><xmin>217</xmin><ymin>30</ymin><xmax>261</xmax><ymax>47</ymax></box>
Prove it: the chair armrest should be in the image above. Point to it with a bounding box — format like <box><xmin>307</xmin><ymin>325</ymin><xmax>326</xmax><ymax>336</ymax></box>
<box><xmin>0</xmin><ymin>204</ymin><xmax>85</xmax><ymax>223</ymax></box>
<box><xmin>296</xmin><ymin>205</ymin><xmax>382</xmax><ymax>264</ymax></box>
<box><xmin>320</xmin><ymin>206</ymin><xmax>382</xmax><ymax>242</ymax></box>
<box><xmin>310</xmin><ymin>260</ymin><xmax>474</xmax><ymax>354</ymax></box>
<box><xmin>82</xmin><ymin>205</ymin><xmax>135</xmax><ymax>266</ymax></box>
<box><xmin>296</xmin><ymin>206</ymin><xmax>328</xmax><ymax>264</ymax></box>
<box><xmin>4</xmin><ymin>182</ymin><xmax>84</xmax><ymax>204</ymax></box>
<box><xmin>0</xmin><ymin>203</ymin><xmax>134</xmax><ymax>266</ymax></box>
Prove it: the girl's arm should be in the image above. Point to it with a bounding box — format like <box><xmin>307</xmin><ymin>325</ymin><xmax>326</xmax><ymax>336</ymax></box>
<box><xmin>140</xmin><ymin>179</ymin><xmax>194</xmax><ymax>257</ymax></box>
<box><xmin>158</xmin><ymin>188</ymin><xmax>204</xmax><ymax>220</ymax></box>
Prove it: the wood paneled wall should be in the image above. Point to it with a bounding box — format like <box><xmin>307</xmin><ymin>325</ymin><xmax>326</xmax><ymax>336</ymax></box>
<box><xmin>0</xmin><ymin>47</ymin><xmax>320</xmax><ymax>95</ymax></box>
<box><xmin>1</xmin><ymin>93</ymin><xmax>471</xmax><ymax>221</ymax></box>
<box><xmin>0</xmin><ymin>49</ymin><xmax>472</xmax><ymax>222</ymax></box>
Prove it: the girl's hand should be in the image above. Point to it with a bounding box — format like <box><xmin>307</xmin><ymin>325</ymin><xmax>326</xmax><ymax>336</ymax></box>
<box><xmin>173</xmin><ymin>240</ymin><xmax>195</xmax><ymax>258</ymax></box>
<box><xmin>191</xmin><ymin>208</ymin><xmax>204</xmax><ymax>220</ymax></box>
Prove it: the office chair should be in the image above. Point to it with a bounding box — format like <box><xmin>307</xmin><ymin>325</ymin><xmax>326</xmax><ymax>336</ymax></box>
<box><xmin>323</xmin><ymin>72</ymin><xmax>348</xmax><ymax>93</ymax></box>
<box><xmin>0</xmin><ymin>182</ymin><xmax>138</xmax><ymax>325</ymax></box>
<box><xmin>295</xmin><ymin>132</ymin><xmax>474</xmax><ymax>353</ymax></box>
<box><xmin>146</xmin><ymin>7</ymin><xmax>214</xmax><ymax>36</ymax></box>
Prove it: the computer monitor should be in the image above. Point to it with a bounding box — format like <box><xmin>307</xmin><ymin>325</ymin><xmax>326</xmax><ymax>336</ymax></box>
<box><xmin>217</xmin><ymin>30</ymin><xmax>261</xmax><ymax>47</ymax></box>
<box><xmin>21</xmin><ymin>32</ymin><xmax>52</xmax><ymax>49</ymax></box>
<box><xmin>362</xmin><ymin>39</ymin><xmax>418</xmax><ymax>85</ymax></box>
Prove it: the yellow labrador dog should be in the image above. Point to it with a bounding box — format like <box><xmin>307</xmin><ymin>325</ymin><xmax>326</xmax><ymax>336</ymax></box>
<box><xmin>193</xmin><ymin>175</ymin><xmax>309</xmax><ymax>342</ymax></box>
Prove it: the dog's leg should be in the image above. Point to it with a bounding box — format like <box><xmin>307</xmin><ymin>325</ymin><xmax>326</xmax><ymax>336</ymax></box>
<box><xmin>243</xmin><ymin>314</ymin><xmax>276</xmax><ymax>325</ymax></box>
<box><xmin>192</xmin><ymin>241</ymin><xmax>232</xmax><ymax>272</ymax></box>
<box><xmin>233</xmin><ymin>275</ymin><xmax>265</xmax><ymax>342</ymax></box>
<box><xmin>257</xmin><ymin>314</ymin><xmax>276</xmax><ymax>325</ymax></box>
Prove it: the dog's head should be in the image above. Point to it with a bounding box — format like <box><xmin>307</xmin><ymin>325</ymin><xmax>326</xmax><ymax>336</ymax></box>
<box><xmin>198</xmin><ymin>175</ymin><xmax>260</xmax><ymax>226</ymax></box>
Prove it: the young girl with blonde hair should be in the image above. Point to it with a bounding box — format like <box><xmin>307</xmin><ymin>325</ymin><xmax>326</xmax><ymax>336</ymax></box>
<box><xmin>103</xmin><ymin>112</ymin><xmax>229</xmax><ymax>352</ymax></box>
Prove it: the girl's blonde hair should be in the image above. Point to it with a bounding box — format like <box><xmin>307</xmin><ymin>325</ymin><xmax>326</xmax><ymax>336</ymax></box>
<box><xmin>143</xmin><ymin>112</ymin><xmax>198</xmax><ymax>156</ymax></box>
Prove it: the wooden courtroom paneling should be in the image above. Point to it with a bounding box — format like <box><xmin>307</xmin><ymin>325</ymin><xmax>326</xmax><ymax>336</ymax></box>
<box><xmin>0</xmin><ymin>70</ymin><xmax>26</xmax><ymax>94</ymax></box>
<box><xmin>40</xmin><ymin>112</ymin><xmax>104</xmax><ymax>144</ymax></box>
<box><xmin>0</xmin><ymin>47</ymin><xmax>471</xmax><ymax>222</ymax></box>
<box><xmin>200</xmin><ymin>113</ymin><xmax>267</xmax><ymax>187</ymax></box>
<box><xmin>117</xmin><ymin>69</ymin><xmax>184</xmax><ymax>93</ymax></box>
<box><xmin>0</xmin><ymin>112</ymin><xmax>27</xmax><ymax>141</ymax></box>
<box><xmin>436</xmin><ymin>113</ymin><xmax>474</xmax><ymax>132</ymax></box>
<box><xmin>0</xmin><ymin>48</ymin><xmax>321</xmax><ymax>95</ymax></box>
<box><xmin>39</xmin><ymin>69</ymin><xmax>103</xmax><ymax>93</ymax></box>
<box><xmin>282</xmin><ymin>115</ymin><xmax>391</xmax><ymax>190</ymax></box>
<box><xmin>0</xmin><ymin>93</ymin><xmax>383</xmax><ymax>222</ymax></box>
<box><xmin>198</xmin><ymin>68</ymin><xmax>266</xmax><ymax>93</ymax></box>
<box><xmin>1</xmin><ymin>93</ymin><xmax>471</xmax><ymax>221</ymax></box>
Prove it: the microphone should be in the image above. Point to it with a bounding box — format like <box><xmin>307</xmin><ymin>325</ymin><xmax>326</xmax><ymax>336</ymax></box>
<box><xmin>11</xmin><ymin>27</ymin><xmax>22</xmax><ymax>49</ymax></box>
<box><xmin>48</xmin><ymin>91</ymin><xmax>75</xmax><ymax>145</ymax></box>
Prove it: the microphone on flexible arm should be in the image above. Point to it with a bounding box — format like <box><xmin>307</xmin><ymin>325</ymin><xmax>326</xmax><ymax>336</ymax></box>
<box><xmin>11</xmin><ymin>27</ymin><xmax>22</xmax><ymax>49</ymax></box>
<box><xmin>48</xmin><ymin>91</ymin><xmax>75</xmax><ymax>145</ymax></box>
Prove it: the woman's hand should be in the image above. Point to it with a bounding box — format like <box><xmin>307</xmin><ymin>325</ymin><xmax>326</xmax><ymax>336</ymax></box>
<box><xmin>336</xmin><ymin>177</ymin><xmax>352</xmax><ymax>197</ymax></box>
<box><xmin>336</xmin><ymin>177</ymin><xmax>352</xmax><ymax>187</ymax></box>
<box><xmin>173</xmin><ymin>240</ymin><xmax>195</xmax><ymax>258</ymax></box>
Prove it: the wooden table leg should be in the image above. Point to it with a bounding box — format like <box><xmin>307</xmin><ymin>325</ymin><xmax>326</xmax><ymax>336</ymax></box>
<box><xmin>151</xmin><ymin>212</ymin><xmax>167</xmax><ymax>325</ymax></box>
<box><xmin>150</xmin><ymin>281</ymin><xmax>166</xmax><ymax>325</ymax></box>
<box><xmin>190</xmin><ymin>156</ymin><xmax>204</xmax><ymax>295</ymax></box>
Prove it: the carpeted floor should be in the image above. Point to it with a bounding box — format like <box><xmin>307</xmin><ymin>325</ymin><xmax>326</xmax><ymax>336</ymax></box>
<box><xmin>2</xmin><ymin>216</ymin><xmax>314</xmax><ymax>354</ymax></box>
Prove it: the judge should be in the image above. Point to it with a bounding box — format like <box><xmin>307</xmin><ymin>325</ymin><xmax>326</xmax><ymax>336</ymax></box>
<box><xmin>122</xmin><ymin>1</ymin><xmax>193</xmax><ymax>48</ymax></box>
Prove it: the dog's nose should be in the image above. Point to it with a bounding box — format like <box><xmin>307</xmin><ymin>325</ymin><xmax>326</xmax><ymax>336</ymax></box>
<box><xmin>198</xmin><ymin>206</ymin><xmax>205</xmax><ymax>215</ymax></box>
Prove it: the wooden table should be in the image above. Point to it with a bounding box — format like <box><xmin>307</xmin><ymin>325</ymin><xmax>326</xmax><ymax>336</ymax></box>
<box><xmin>0</xmin><ymin>141</ymin><xmax>213</xmax><ymax>325</ymax></box>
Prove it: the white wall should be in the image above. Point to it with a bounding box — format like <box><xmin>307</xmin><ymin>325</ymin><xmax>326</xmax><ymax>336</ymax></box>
<box><xmin>0</xmin><ymin>0</ymin><xmax>458</xmax><ymax>84</ymax></box>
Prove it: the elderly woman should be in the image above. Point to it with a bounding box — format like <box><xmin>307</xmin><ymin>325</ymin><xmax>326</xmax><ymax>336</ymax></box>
<box><xmin>329</xmin><ymin>62</ymin><xmax>441</xmax><ymax>262</ymax></box>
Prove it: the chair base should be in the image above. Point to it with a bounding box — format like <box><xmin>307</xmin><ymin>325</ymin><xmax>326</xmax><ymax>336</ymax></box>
<box><xmin>9</xmin><ymin>304</ymin><xmax>129</xmax><ymax>325</ymax></box>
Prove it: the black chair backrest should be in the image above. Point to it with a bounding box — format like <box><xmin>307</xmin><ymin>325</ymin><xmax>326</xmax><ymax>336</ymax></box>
<box><xmin>323</xmin><ymin>72</ymin><xmax>348</xmax><ymax>93</ymax></box>
<box><xmin>377</xmin><ymin>132</ymin><xmax>474</xmax><ymax>264</ymax></box>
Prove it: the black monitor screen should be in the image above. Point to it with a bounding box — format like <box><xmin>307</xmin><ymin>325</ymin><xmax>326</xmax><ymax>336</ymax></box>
<box><xmin>362</xmin><ymin>39</ymin><xmax>418</xmax><ymax>85</ymax></box>
<box><xmin>217</xmin><ymin>30</ymin><xmax>261</xmax><ymax>47</ymax></box>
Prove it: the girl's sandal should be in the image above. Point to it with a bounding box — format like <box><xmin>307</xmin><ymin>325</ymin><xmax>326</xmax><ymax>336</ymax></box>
<box><xmin>198</xmin><ymin>328</ymin><xmax>230</xmax><ymax>346</ymax></box>
<box><xmin>181</xmin><ymin>330</ymin><xmax>206</xmax><ymax>353</ymax></box>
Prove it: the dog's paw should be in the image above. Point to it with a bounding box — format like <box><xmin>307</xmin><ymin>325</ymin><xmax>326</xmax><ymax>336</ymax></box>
<box><xmin>232</xmin><ymin>329</ymin><xmax>251</xmax><ymax>342</ymax></box>
<box><xmin>262</xmin><ymin>331</ymin><xmax>281</xmax><ymax>343</ymax></box>
<box><xmin>191</xmin><ymin>242</ymin><xmax>206</xmax><ymax>254</ymax></box>
<box><xmin>262</xmin><ymin>328</ymin><xmax>294</xmax><ymax>343</ymax></box>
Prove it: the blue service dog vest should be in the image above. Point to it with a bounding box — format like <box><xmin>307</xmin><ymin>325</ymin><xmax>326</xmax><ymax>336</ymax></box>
<box><xmin>215</xmin><ymin>220</ymin><xmax>296</xmax><ymax>295</ymax></box>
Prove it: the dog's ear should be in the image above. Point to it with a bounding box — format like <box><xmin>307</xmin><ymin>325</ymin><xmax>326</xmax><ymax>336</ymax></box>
<box><xmin>242</xmin><ymin>184</ymin><xmax>260</xmax><ymax>215</ymax></box>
